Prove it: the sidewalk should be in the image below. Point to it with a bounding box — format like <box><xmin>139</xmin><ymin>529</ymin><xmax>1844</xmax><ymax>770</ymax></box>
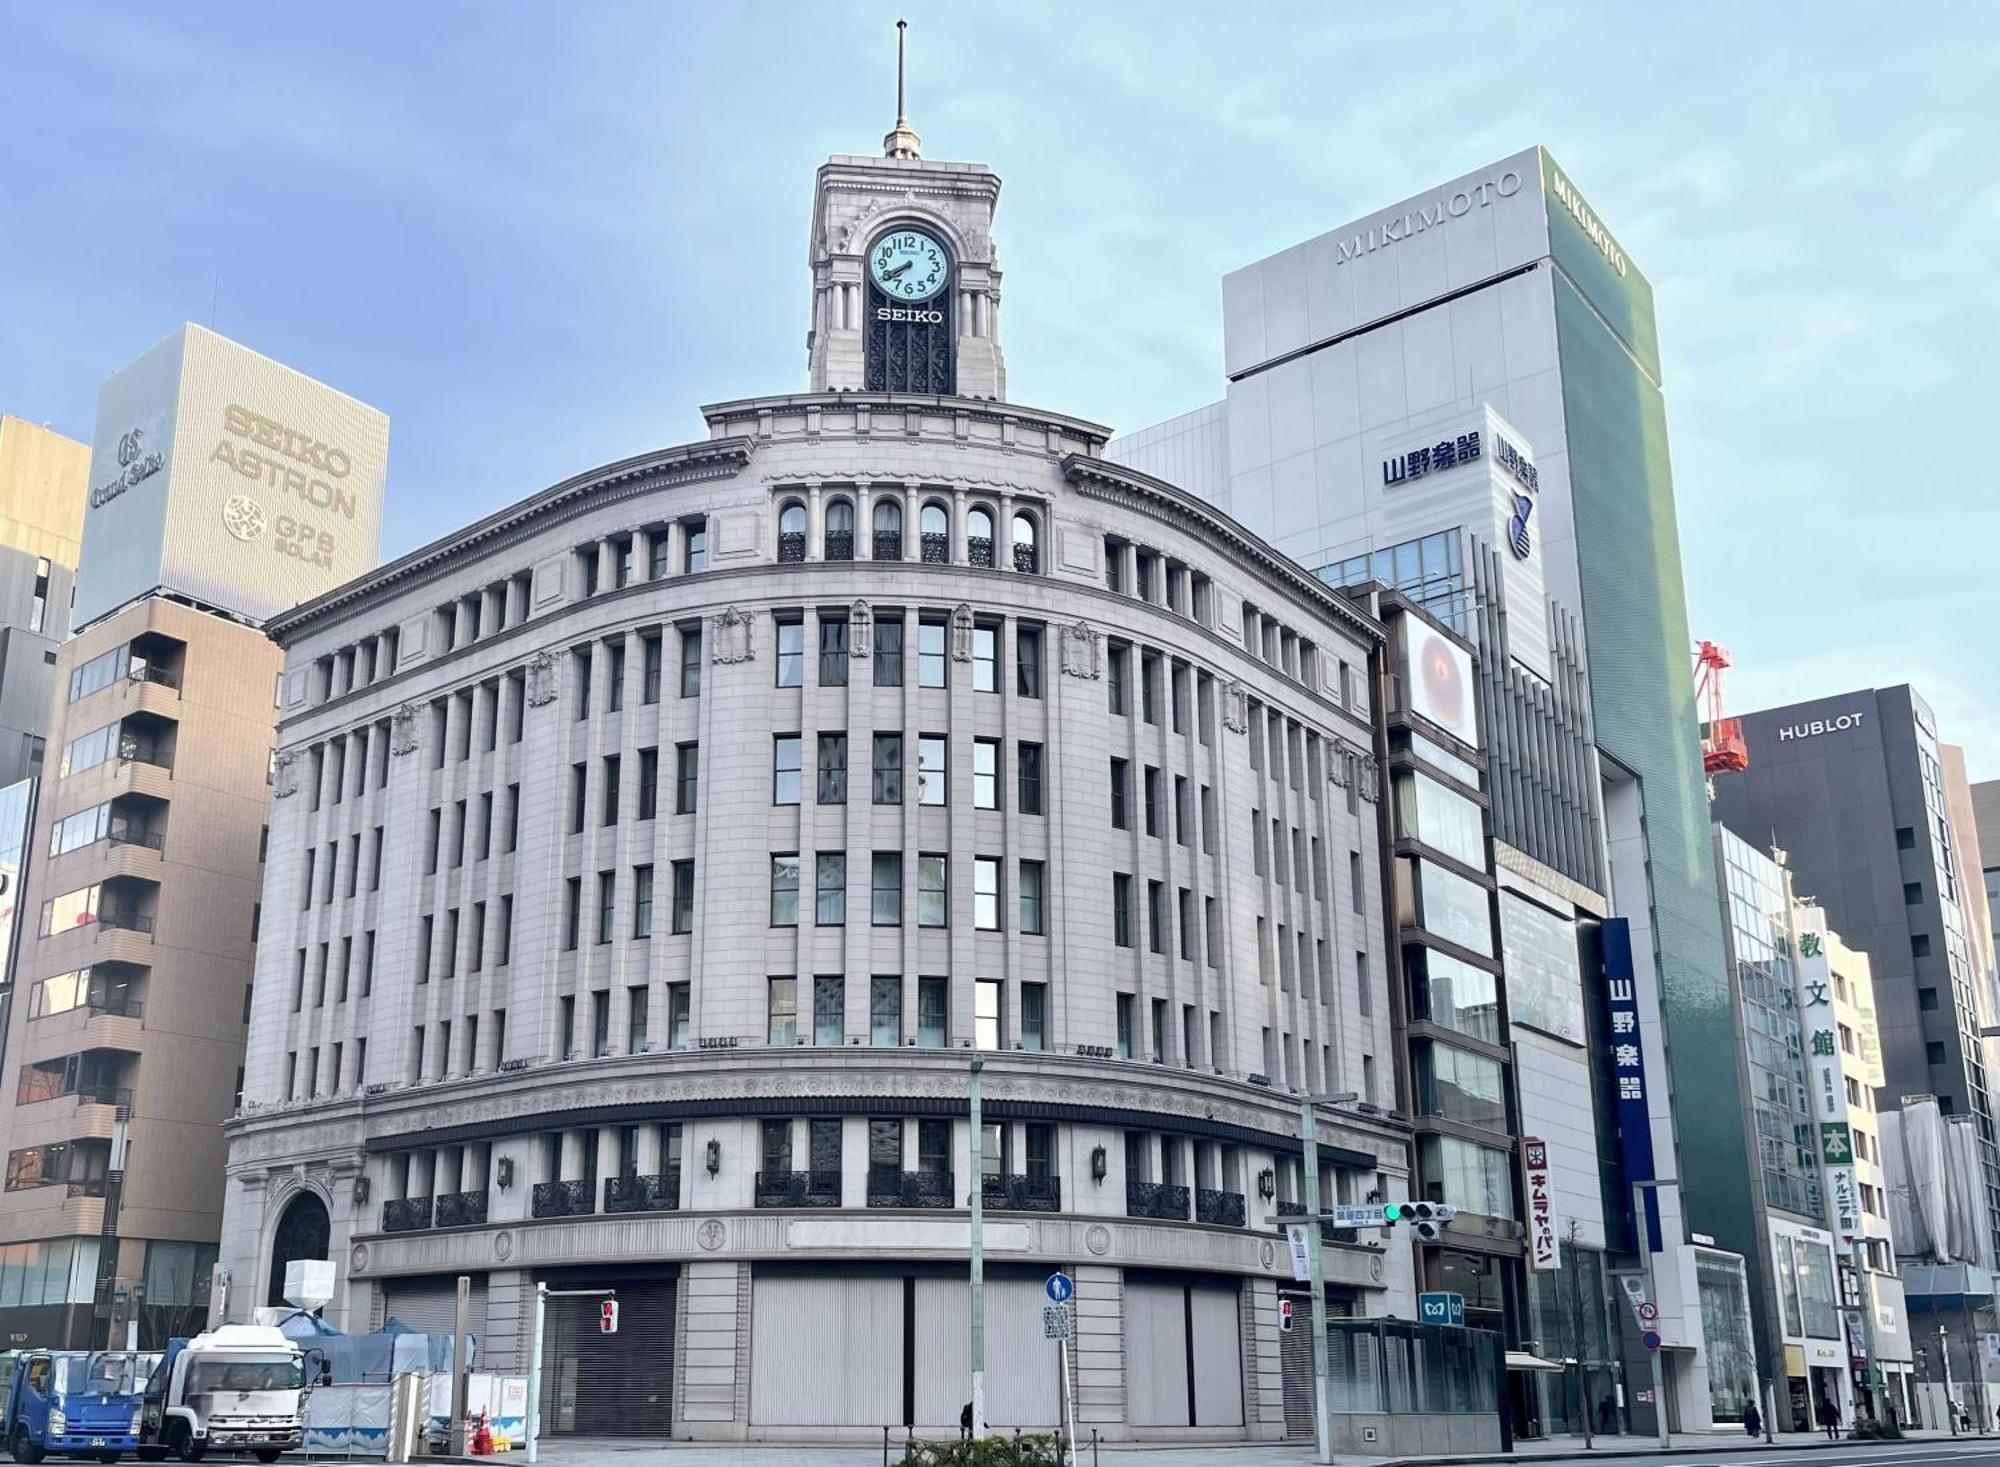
<box><xmin>395</xmin><ymin>1426</ymin><xmax>1973</xmax><ymax>1467</ymax></box>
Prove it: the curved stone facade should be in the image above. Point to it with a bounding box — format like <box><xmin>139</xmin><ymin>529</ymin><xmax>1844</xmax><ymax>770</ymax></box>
<box><xmin>224</xmin><ymin>391</ymin><xmax>1407</xmax><ymax>1441</ymax></box>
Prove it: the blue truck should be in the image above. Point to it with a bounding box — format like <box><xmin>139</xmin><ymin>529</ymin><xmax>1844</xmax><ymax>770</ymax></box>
<box><xmin>2</xmin><ymin>1350</ymin><xmax>151</xmax><ymax>1463</ymax></box>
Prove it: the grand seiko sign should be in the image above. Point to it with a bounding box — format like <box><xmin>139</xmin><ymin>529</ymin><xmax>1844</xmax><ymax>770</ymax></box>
<box><xmin>89</xmin><ymin>428</ymin><xmax>164</xmax><ymax>508</ymax></box>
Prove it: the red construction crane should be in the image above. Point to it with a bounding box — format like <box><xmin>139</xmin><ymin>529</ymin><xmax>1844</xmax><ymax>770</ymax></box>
<box><xmin>1694</xmin><ymin>640</ymin><xmax>1748</xmax><ymax>777</ymax></box>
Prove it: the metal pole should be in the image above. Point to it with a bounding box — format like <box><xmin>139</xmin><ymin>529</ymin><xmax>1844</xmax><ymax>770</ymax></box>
<box><xmin>1762</xmin><ymin>1381</ymin><xmax>1777</xmax><ymax>1443</ymax></box>
<box><xmin>1302</xmin><ymin>1096</ymin><xmax>1331</xmax><ymax>1465</ymax></box>
<box><xmin>449</xmin><ymin>1275</ymin><xmax>471</xmax><ymax>1455</ymax></box>
<box><xmin>1061</xmin><ymin>1325</ymin><xmax>1078</xmax><ymax>1465</ymax></box>
<box><xmin>525</xmin><ymin>1282</ymin><xmax>546</xmax><ymax>1464</ymax></box>
<box><xmin>1850</xmin><ymin>1239</ymin><xmax>1879</xmax><ymax>1423</ymax></box>
<box><xmin>1942</xmin><ymin>1323</ymin><xmax>1957</xmax><ymax>1436</ymax></box>
<box><xmin>1632</xmin><ymin>1183</ymin><xmax>1668</xmax><ymax>1448</ymax></box>
<box><xmin>969</xmin><ymin>1058</ymin><xmax>985</xmax><ymax>1438</ymax></box>
<box><xmin>1568</xmin><ymin>1230</ymin><xmax>1591</xmax><ymax>1450</ymax></box>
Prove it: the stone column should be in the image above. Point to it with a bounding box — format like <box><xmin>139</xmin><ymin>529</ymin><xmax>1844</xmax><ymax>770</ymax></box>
<box><xmin>950</xmin><ymin>486</ymin><xmax>968</xmax><ymax>564</ymax></box>
<box><xmin>435</xmin><ymin>1146</ymin><xmax>462</xmax><ymax>1196</ymax></box>
<box><xmin>409</xmin><ymin>1149</ymin><xmax>436</xmax><ymax>1202</ymax></box>
<box><xmin>559</xmin><ymin>1130</ymin><xmax>586</xmax><ymax>1182</ymax></box>
<box><xmin>596</xmin><ymin>1128</ymin><xmax>620</xmax><ymax>1210</ymax></box>
<box><xmin>636</xmin><ymin>1125</ymin><xmax>662</xmax><ymax>1180</ymax></box>
<box><xmin>903</xmin><ymin>484</ymin><xmax>920</xmax><ymax>562</ymax></box>
<box><xmin>805</xmin><ymin>482</ymin><xmax>823</xmax><ymax>562</ymax></box>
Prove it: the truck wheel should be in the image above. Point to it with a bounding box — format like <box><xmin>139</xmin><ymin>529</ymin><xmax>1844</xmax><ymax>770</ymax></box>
<box><xmin>136</xmin><ymin>1452</ymin><xmax>166</xmax><ymax>1463</ymax></box>
<box><xmin>165</xmin><ymin>1426</ymin><xmax>200</xmax><ymax>1465</ymax></box>
<box><xmin>97</xmin><ymin>1453</ymin><xmax>120</xmax><ymax>1463</ymax></box>
<box><xmin>253</xmin><ymin>1453</ymin><xmax>281</xmax><ymax>1464</ymax></box>
<box><xmin>12</xmin><ymin>1426</ymin><xmax>44</xmax><ymax>1465</ymax></box>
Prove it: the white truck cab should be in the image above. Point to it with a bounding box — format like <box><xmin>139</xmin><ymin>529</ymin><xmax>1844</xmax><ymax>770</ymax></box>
<box><xmin>138</xmin><ymin>1327</ymin><xmax>303</xmax><ymax>1464</ymax></box>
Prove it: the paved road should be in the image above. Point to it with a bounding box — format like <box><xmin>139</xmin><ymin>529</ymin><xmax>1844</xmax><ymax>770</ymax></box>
<box><xmin>424</xmin><ymin>1430</ymin><xmax>2000</xmax><ymax>1467</ymax></box>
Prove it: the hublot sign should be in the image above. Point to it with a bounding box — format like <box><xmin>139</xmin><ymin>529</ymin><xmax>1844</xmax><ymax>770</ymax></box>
<box><xmin>1777</xmin><ymin>713</ymin><xmax>1866</xmax><ymax>742</ymax></box>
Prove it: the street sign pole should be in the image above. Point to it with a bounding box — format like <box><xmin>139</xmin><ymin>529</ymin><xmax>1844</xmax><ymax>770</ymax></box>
<box><xmin>1301</xmin><ymin>1096</ymin><xmax>1331</xmax><ymax>1466</ymax></box>
<box><xmin>1634</xmin><ymin>1182</ymin><xmax>1668</xmax><ymax>1448</ymax></box>
<box><xmin>969</xmin><ymin>1058</ymin><xmax>986</xmax><ymax>1440</ymax></box>
<box><xmin>525</xmin><ymin>1282</ymin><xmax>545</xmax><ymax>1466</ymax></box>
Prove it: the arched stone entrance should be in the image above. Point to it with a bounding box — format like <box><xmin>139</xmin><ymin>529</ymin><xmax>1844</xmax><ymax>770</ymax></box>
<box><xmin>266</xmin><ymin>1190</ymin><xmax>331</xmax><ymax>1307</ymax></box>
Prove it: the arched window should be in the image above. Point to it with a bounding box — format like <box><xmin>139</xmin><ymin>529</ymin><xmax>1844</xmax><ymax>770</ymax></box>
<box><xmin>824</xmin><ymin>499</ymin><xmax>855</xmax><ymax>561</ymax></box>
<box><xmin>1012</xmin><ymin>512</ymin><xmax>1040</xmax><ymax>574</ymax></box>
<box><xmin>778</xmin><ymin>501</ymin><xmax>807</xmax><ymax>563</ymax></box>
<box><xmin>873</xmin><ymin>499</ymin><xmax>903</xmax><ymax>560</ymax></box>
<box><xmin>967</xmin><ymin>507</ymin><xmax>995</xmax><ymax>569</ymax></box>
<box><xmin>920</xmin><ymin>502</ymin><xmax>950</xmax><ymax>564</ymax></box>
<box><xmin>266</xmin><ymin>1190</ymin><xmax>331</xmax><ymax>1307</ymax></box>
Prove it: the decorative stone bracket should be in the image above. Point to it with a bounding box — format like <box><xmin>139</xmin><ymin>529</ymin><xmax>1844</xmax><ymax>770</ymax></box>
<box><xmin>712</xmin><ymin>606</ymin><xmax>754</xmax><ymax>664</ymax></box>
<box><xmin>1060</xmin><ymin>621</ymin><xmax>1100</xmax><ymax>680</ymax></box>
<box><xmin>389</xmin><ymin>704</ymin><xmax>420</xmax><ymax>756</ymax></box>
<box><xmin>524</xmin><ymin>650</ymin><xmax>558</xmax><ymax>707</ymax></box>
<box><xmin>271</xmin><ymin>749</ymin><xmax>299</xmax><ymax>799</ymax></box>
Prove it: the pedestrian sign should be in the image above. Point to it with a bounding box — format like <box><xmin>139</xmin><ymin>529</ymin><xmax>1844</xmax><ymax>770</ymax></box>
<box><xmin>599</xmin><ymin>1299</ymin><xmax>619</xmax><ymax>1335</ymax></box>
<box><xmin>1279</xmin><ymin>1299</ymin><xmax>1294</xmax><ymax>1334</ymax></box>
<box><xmin>1043</xmin><ymin>1305</ymin><xmax>1072</xmax><ymax>1340</ymax></box>
<box><xmin>1045</xmin><ymin>1272</ymin><xmax>1074</xmax><ymax>1304</ymax></box>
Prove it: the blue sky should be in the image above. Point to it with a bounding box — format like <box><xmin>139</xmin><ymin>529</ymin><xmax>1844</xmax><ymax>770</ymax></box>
<box><xmin>3</xmin><ymin>3</ymin><xmax>1996</xmax><ymax>771</ymax></box>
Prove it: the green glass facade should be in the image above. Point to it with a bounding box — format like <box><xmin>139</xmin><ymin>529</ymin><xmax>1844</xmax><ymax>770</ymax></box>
<box><xmin>1539</xmin><ymin>151</ymin><xmax>1753</xmax><ymax>1266</ymax></box>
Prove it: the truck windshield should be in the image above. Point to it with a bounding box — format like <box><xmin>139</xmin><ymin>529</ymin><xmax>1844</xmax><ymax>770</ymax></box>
<box><xmin>184</xmin><ymin>1357</ymin><xmax>303</xmax><ymax>1394</ymax></box>
<box><xmin>53</xmin><ymin>1353</ymin><xmax>144</xmax><ymax>1396</ymax></box>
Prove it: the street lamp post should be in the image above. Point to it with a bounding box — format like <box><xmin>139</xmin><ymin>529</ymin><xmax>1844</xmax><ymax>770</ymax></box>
<box><xmin>1300</xmin><ymin>1092</ymin><xmax>1356</xmax><ymax>1467</ymax></box>
<box><xmin>970</xmin><ymin>1058</ymin><xmax>986</xmax><ymax>1439</ymax></box>
<box><xmin>1631</xmin><ymin>1179</ymin><xmax>1679</xmax><ymax>1449</ymax></box>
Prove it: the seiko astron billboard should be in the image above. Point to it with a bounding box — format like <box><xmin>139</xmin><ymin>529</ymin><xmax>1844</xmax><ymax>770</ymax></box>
<box><xmin>75</xmin><ymin>323</ymin><xmax>388</xmax><ymax>628</ymax></box>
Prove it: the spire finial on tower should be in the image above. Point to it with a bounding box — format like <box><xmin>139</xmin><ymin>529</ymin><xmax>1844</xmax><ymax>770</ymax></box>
<box><xmin>883</xmin><ymin>18</ymin><xmax>923</xmax><ymax>160</ymax></box>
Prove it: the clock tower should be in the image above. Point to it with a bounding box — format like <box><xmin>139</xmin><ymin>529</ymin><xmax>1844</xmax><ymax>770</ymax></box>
<box><xmin>806</xmin><ymin>23</ymin><xmax>1006</xmax><ymax>399</ymax></box>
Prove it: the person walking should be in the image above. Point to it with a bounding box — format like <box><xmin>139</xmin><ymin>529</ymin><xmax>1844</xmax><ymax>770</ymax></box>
<box><xmin>1742</xmin><ymin>1400</ymin><xmax>1762</xmax><ymax>1438</ymax></box>
<box><xmin>1816</xmin><ymin>1394</ymin><xmax>1840</xmax><ymax>1441</ymax></box>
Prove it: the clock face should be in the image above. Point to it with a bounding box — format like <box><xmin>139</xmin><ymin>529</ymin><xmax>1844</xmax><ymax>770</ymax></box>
<box><xmin>869</xmin><ymin>228</ymin><xmax>950</xmax><ymax>302</ymax></box>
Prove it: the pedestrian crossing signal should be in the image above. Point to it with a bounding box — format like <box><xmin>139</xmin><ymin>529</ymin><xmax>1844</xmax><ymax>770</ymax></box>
<box><xmin>1280</xmin><ymin>1299</ymin><xmax>1294</xmax><ymax>1334</ymax></box>
<box><xmin>599</xmin><ymin>1300</ymin><xmax>619</xmax><ymax>1334</ymax></box>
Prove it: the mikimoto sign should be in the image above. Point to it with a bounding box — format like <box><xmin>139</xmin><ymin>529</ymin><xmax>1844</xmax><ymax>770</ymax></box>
<box><xmin>75</xmin><ymin>323</ymin><xmax>388</xmax><ymax>629</ymax></box>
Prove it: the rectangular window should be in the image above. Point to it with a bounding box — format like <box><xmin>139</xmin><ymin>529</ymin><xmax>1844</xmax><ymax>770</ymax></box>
<box><xmin>871</xmin><ymin>977</ymin><xmax>902</xmax><ymax>1046</ymax></box>
<box><xmin>568</xmin><ymin>766</ymin><xmax>586</xmax><ymax>835</ymax></box>
<box><xmin>1110</xmin><ymin>758</ymin><xmax>1130</xmax><ymax>830</ymax></box>
<box><xmin>874</xmin><ymin>614</ymin><xmax>904</xmax><ymax>686</ymax></box>
<box><xmin>1151</xmin><ymin>998</ymin><xmax>1167</xmax><ymax>1063</ymax></box>
<box><xmin>1174</xmin><ymin>777</ymin><xmax>1190</xmax><ymax>846</ymax></box>
<box><xmin>872</xmin><ymin>733</ymin><xmax>904</xmax><ymax>804</ymax></box>
<box><xmin>767</xmin><ymin>978</ymin><xmax>798</xmax><ymax>1046</ymax></box>
<box><xmin>770</xmin><ymin>855</ymin><xmax>800</xmax><ymax>926</ymax></box>
<box><xmin>1018</xmin><ymin>742</ymin><xmax>1043</xmax><ymax>815</ymax></box>
<box><xmin>973</xmin><ymin>857</ymin><xmax>1001</xmax><ymax>931</ymax></box>
<box><xmin>637</xmin><ymin>747</ymin><xmax>659</xmax><ymax>819</ymax></box>
<box><xmin>601</xmin><ymin>753</ymin><xmax>622</xmax><ymax>825</ymax></box>
<box><xmin>1143</xmin><ymin>766</ymin><xmax>1161</xmax><ymax>836</ymax></box>
<box><xmin>1015</xmin><ymin>626</ymin><xmax>1045</xmax><ymax>700</ymax></box>
<box><xmin>872</xmin><ymin>852</ymin><xmax>903</xmax><ymax>926</ymax></box>
<box><xmin>918</xmin><ymin>618</ymin><xmax>948</xmax><ymax>687</ymax></box>
<box><xmin>671</xmin><ymin>860</ymin><xmax>695</xmax><ymax>934</ymax></box>
<box><xmin>917</xmin><ymin>735</ymin><xmax>947</xmax><ymax>806</ymax></box>
<box><xmin>775</xmin><ymin>619</ymin><xmax>804</xmax><ymax>687</ymax></box>
<box><xmin>683</xmin><ymin>516</ymin><xmax>707</xmax><ymax>572</ymax></box>
<box><xmin>641</xmin><ymin>635</ymin><xmax>663</xmax><ymax>704</ymax></box>
<box><xmin>1107</xmin><ymin>643</ymin><xmax>1129</xmax><ymax>714</ymax></box>
<box><xmin>816</xmin><ymin>854</ymin><xmax>847</xmax><ymax>925</ymax></box>
<box><xmin>814</xmin><ymin>975</ymin><xmax>844</xmax><ymax>1046</ymax></box>
<box><xmin>819</xmin><ymin>615</ymin><xmax>849</xmax><ymax>686</ymax></box>
<box><xmin>1141</xmin><ymin>652</ymin><xmax>1160</xmax><ymax>724</ymax></box>
<box><xmin>596</xmin><ymin>870</ymin><xmax>616</xmax><ymax>944</ymax></box>
<box><xmin>972</xmin><ymin>625</ymin><xmax>999</xmax><ymax>692</ymax></box>
<box><xmin>675</xmin><ymin>742</ymin><xmax>699</xmax><ymax>813</ymax></box>
<box><xmin>917</xmin><ymin>854</ymin><xmax>948</xmax><ymax>927</ymax></box>
<box><xmin>918</xmin><ymin>977</ymin><xmax>948</xmax><ymax>1047</ymax></box>
<box><xmin>668</xmin><ymin>983</ymin><xmax>691</xmax><ymax>1049</ymax></box>
<box><xmin>573</xmin><ymin>646</ymin><xmax>592</xmax><ymax>720</ymax></box>
<box><xmin>1178</xmin><ymin>888</ymin><xmax>1195</xmax><ymax>960</ymax></box>
<box><xmin>633</xmin><ymin>864</ymin><xmax>654</xmax><ymax>939</ymax></box>
<box><xmin>1021</xmin><ymin>982</ymin><xmax>1047</xmax><ymax>1051</ymax></box>
<box><xmin>1020</xmin><ymin>861</ymin><xmax>1046</xmax><ymax>935</ymax></box>
<box><xmin>607</xmin><ymin>640</ymin><xmax>625</xmax><ymax>712</ymax></box>
<box><xmin>773</xmin><ymin>735</ymin><xmax>802</xmax><ymax>804</ymax></box>
<box><xmin>973</xmin><ymin>739</ymin><xmax>999</xmax><ymax>810</ymax></box>
<box><xmin>562</xmin><ymin>877</ymin><xmax>581</xmax><ymax>951</ymax></box>
<box><xmin>679</xmin><ymin>626</ymin><xmax>702</xmax><ymax>697</ymax></box>
<box><xmin>1147</xmin><ymin>880</ymin><xmax>1166</xmax><ymax>955</ymax></box>
<box><xmin>1116</xmin><ymin>994</ymin><xmax>1134</xmax><ymax>1058</ymax></box>
<box><xmin>975</xmin><ymin>979</ymin><xmax>1003</xmax><ymax>1050</ymax></box>
<box><xmin>816</xmin><ymin>734</ymin><xmax>849</xmax><ymax>804</ymax></box>
<box><xmin>505</xmin><ymin>785</ymin><xmax>521</xmax><ymax>852</ymax></box>
<box><xmin>1113</xmin><ymin>874</ymin><xmax>1133</xmax><ymax>948</ymax></box>
<box><xmin>627</xmin><ymin>984</ymin><xmax>650</xmax><ymax>1052</ymax></box>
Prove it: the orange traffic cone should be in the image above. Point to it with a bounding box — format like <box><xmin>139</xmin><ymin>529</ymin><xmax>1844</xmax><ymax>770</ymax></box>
<box><xmin>469</xmin><ymin>1411</ymin><xmax>493</xmax><ymax>1456</ymax></box>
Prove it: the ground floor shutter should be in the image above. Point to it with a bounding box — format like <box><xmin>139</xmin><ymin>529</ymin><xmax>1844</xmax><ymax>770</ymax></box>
<box><xmin>749</xmin><ymin>1273</ymin><xmax>901</xmax><ymax>1426</ymax></box>
<box><xmin>537</xmin><ymin>1274</ymin><xmax>675</xmax><ymax>1438</ymax></box>
<box><xmin>380</xmin><ymin>1276</ymin><xmax>488</xmax><ymax>1344</ymax></box>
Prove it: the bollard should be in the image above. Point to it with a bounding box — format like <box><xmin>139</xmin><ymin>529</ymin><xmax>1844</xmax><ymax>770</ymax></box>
<box><xmin>1092</xmin><ymin>1426</ymin><xmax>1101</xmax><ymax>1467</ymax></box>
<box><xmin>882</xmin><ymin>1423</ymin><xmax>889</xmax><ymax>1467</ymax></box>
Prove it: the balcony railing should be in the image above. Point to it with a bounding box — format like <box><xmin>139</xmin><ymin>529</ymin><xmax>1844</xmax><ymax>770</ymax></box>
<box><xmin>1196</xmin><ymin>1188</ymin><xmax>1247</xmax><ymax>1227</ymax></box>
<box><xmin>920</xmin><ymin>532</ymin><xmax>950</xmax><ymax>564</ymax></box>
<box><xmin>873</xmin><ymin>531</ymin><xmax>902</xmax><ymax>561</ymax></box>
<box><xmin>868</xmin><ymin>1167</ymin><xmax>954</xmax><ymax>1209</ymax></box>
<box><xmin>754</xmin><ymin>1169</ymin><xmax>841</xmax><ymax>1208</ymax></box>
<box><xmin>981</xmin><ymin>1172</ymin><xmax>1061</xmax><ymax>1213</ymax></box>
<box><xmin>116</xmin><ymin>738</ymin><xmax>169</xmax><ymax>769</ymax></box>
<box><xmin>824</xmin><ymin>531</ymin><xmax>854</xmax><ymax>562</ymax></box>
<box><xmin>435</xmin><ymin>1189</ymin><xmax>488</xmax><ymax>1228</ymax></box>
<box><xmin>531</xmin><ymin>1178</ymin><xmax>596</xmax><ymax>1219</ymax></box>
<box><xmin>967</xmin><ymin>536</ymin><xmax>994</xmax><ymax>569</ymax></box>
<box><xmin>1013</xmin><ymin>542</ymin><xmax>1039</xmax><ymax>574</ymax></box>
<box><xmin>93</xmin><ymin>911</ymin><xmax>155</xmax><ymax>936</ymax></box>
<box><xmin>777</xmin><ymin>531</ymin><xmax>807</xmax><ymax>564</ymax></box>
<box><xmin>106</xmin><ymin>825</ymin><xmax>165</xmax><ymax>853</ymax></box>
<box><xmin>382</xmin><ymin>1197</ymin><xmax>434</xmax><ymax>1234</ymax></box>
<box><xmin>64</xmin><ymin>1180</ymin><xmax>107</xmax><ymax>1198</ymax></box>
<box><xmin>605</xmin><ymin>1170</ymin><xmax>681</xmax><ymax>1214</ymax></box>
<box><xmin>128</xmin><ymin>665</ymin><xmax>181</xmax><ymax>691</ymax></box>
<box><xmin>1126</xmin><ymin>1180</ymin><xmax>1191</xmax><ymax>1221</ymax></box>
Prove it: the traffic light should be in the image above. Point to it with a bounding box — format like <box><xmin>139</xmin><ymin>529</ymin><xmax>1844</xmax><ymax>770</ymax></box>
<box><xmin>1382</xmin><ymin>1201</ymin><xmax>1459</xmax><ymax>1240</ymax></box>
<box><xmin>1279</xmin><ymin>1299</ymin><xmax>1294</xmax><ymax>1334</ymax></box>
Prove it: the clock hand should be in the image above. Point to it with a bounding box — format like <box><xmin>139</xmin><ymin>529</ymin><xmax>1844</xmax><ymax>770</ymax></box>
<box><xmin>883</xmin><ymin>260</ymin><xmax>914</xmax><ymax>280</ymax></box>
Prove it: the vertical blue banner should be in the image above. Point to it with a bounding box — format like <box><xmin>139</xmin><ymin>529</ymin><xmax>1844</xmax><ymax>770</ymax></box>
<box><xmin>1601</xmin><ymin>918</ymin><xmax>1661</xmax><ymax>1251</ymax></box>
